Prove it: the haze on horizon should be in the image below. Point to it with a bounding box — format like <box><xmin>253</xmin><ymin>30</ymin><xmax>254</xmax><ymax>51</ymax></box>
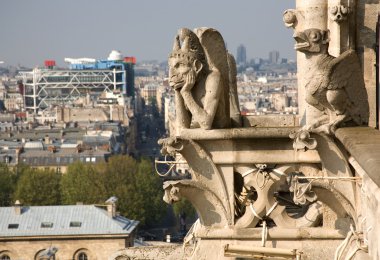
<box><xmin>0</xmin><ymin>0</ymin><xmax>295</xmax><ymax>67</ymax></box>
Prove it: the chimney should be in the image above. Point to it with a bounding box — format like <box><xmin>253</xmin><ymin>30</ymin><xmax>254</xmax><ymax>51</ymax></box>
<box><xmin>105</xmin><ymin>196</ymin><xmax>118</xmax><ymax>218</ymax></box>
<box><xmin>44</xmin><ymin>135</ymin><xmax>51</xmax><ymax>145</ymax></box>
<box><xmin>106</xmin><ymin>203</ymin><xmax>116</xmax><ymax>218</ymax></box>
<box><xmin>14</xmin><ymin>200</ymin><xmax>22</xmax><ymax>215</ymax></box>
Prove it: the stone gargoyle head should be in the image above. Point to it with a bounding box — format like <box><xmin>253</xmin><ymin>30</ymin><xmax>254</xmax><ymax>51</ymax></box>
<box><xmin>293</xmin><ymin>28</ymin><xmax>330</xmax><ymax>54</ymax></box>
<box><xmin>168</xmin><ymin>28</ymin><xmax>206</xmax><ymax>90</ymax></box>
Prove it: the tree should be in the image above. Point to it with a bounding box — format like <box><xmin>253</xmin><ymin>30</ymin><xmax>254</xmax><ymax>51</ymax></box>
<box><xmin>14</xmin><ymin>167</ymin><xmax>61</xmax><ymax>205</ymax></box>
<box><xmin>172</xmin><ymin>198</ymin><xmax>197</xmax><ymax>219</ymax></box>
<box><xmin>61</xmin><ymin>161</ymin><xmax>107</xmax><ymax>205</ymax></box>
<box><xmin>101</xmin><ymin>155</ymin><xmax>166</xmax><ymax>227</ymax></box>
<box><xmin>135</xmin><ymin>158</ymin><xmax>166</xmax><ymax>226</ymax></box>
<box><xmin>0</xmin><ymin>163</ymin><xmax>15</xmax><ymax>206</ymax></box>
<box><xmin>51</xmin><ymin>155</ymin><xmax>167</xmax><ymax>227</ymax></box>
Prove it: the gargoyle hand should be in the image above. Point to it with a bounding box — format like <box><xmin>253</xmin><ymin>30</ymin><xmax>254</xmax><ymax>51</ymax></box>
<box><xmin>180</xmin><ymin>69</ymin><xmax>196</xmax><ymax>94</ymax></box>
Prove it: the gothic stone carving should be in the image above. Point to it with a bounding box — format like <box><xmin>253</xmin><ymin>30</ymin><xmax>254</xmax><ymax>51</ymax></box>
<box><xmin>329</xmin><ymin>4</ymin><xmax>350</xmax><ymax>23</ymax></box>
<box><xmin>168</xmin><ymin>27</ymin><xmax>240</xmax><ymax>130</ymax></box>
<box><xmin>159</xmin><ymin>136</ymin><xmax>233</xmax><ymax>227</ymax></box>
<box><xmin>289</xmin><ymin>130</ymin><xmax>317</xmax><ymax>151</ymax></box>
<box><xmin>293</xmin><ymin>28</ymin><xmax>367</xmax><ymax>135</ymax></box>
<box><xmin>283</xmin><ymin>9</ymin><xmax>298</xmax><ymax>28</ymax></box>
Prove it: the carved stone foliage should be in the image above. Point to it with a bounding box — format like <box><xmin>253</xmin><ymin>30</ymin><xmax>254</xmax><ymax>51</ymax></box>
<box><xmin>292</xmin><ymin>28</ymin><xmax>368</xmax><ymax>135</ymax></box>
<box><xmin>234</xmin><ymin>157</ymin><xmax>356</xmax><ymax>230</ymax></box>
<box><xmin>329</xmin><ymin>4</ymin><xmax>350</xmax><ymax>23</ymax></box>
<box><xmin>168</xmin><ymin>27</ymin><xmax>240</xmax><ymax>131</ymax></box>
<box><xmin>234</xmin><ymin>164</ymin><xmax>323</xmax><ymax>228</ymax></box>
<box><xmin>289</xmin><ymin>130</ymin><xmax>317</xmax><ymax>151</ymax></box>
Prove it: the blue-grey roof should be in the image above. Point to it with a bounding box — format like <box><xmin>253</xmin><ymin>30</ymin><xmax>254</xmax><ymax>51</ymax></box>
<box><xmin>0</xmin><ymin>205</ymin><xmax>139</xmax><ymax>237</ymax></box>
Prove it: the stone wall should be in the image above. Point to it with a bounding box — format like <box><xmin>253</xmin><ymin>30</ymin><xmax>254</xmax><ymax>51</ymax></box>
<box><xmin>0</xmin><ymin>237</ymin><xmax>132</xmax><ymax>260</ymax></box>
<box><xmin>356</xmin><ymin>0</ymin><xmax>380</xmax><ymax>127</ymax></box>
<box><xmin>360</xmin><ymin>171</ymin><xmax>380</xmax><ymax>259</ymax></box>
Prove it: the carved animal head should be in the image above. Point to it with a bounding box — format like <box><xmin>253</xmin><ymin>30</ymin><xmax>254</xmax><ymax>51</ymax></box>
<box><xmin>329</xmin><ymin>5</ymin><xmax>350</xmax><ymax>23</ymax></box>
<box><xmin>168</xmin><ymin>28</ymin><xmax>205</xmax><ymax>90</ymax></box>
<box><xmin>163</xmin><ymin>185</ymin><xmax>181</xmax><ymax>204</ymax></box>
<box><xmin>293</xmin><ymin>29</ymin><xmax>330</xmax><ymax>54</ymax></box>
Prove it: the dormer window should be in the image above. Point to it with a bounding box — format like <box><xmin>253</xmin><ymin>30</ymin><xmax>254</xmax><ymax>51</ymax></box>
<box><xmin>8</xmin><ymin>223</ymin><xmax>19</xmax><ymax>229</ymax></box>
<box><xmin>69</xmin><ymin>221</ymin><xmax>82</xmax><ymax>227</ymax></box>
<box><xmin>41</xmin><ymin>222</ymin><xmax>53</xmax><ymax>228</ymax></box>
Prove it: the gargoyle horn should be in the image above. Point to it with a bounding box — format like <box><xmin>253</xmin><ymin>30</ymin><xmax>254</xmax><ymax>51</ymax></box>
<box><xmin>172</xmin><ymin>35</ymin><xmax>180</xmax><ymax>51</ymax></box>
<box><xmin>181</xmin><ymin>36</ymin><xmax>191</xmax><ymax>52</ymax></box>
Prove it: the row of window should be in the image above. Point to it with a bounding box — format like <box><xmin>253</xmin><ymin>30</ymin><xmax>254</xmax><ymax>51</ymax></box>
<box><xmin>22</xmin><ymin>157</ymin><xmax>98</xmax><ymax>164</ymax></box>
<box><xmin>7</xmin><ymin>221</ymin><xmax>82</xmax><ymax>229</ymax></box>
<box><xmin>0</xmin><ymin>252</ymin><xmax>88</xmax><ymax>260</ymax></box>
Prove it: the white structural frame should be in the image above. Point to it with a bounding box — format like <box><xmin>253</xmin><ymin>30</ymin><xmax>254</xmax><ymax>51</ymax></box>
<box><xmin>18</xmin><ymin>68</ymin><xmax>126</xmax><ymax>113</ymax></box>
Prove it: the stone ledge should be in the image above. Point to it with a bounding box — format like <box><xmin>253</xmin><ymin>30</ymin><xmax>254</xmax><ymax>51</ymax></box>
<box><xmin>335</xmin><ymin>127</ymin><xmax>380</xmax><ymax>186</ymax></box>
<box><xmin>195</xmin><ymin>227</ymin><xmax>346</xmax><ymax>240</ymax></box>
<box><xmin>243</xmin><ymin>115</ymin><xmax>300</xmax><ymax>128</ymax></box>
<box><xmin>178</xmin><ymin>127</ymin><xmax>300</xmax><ymax>140</ymax></box>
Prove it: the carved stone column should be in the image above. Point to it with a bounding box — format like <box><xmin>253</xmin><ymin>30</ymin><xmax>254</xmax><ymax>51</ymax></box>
<box><xmin>293</xmin><ymin>0</ymin><xmax>328</xmax><ymax>126</ymax></box>
<box><xmin>328</xmin><ymin>0</ymin><xmax>353</xmax><ymax>56</ymax></box>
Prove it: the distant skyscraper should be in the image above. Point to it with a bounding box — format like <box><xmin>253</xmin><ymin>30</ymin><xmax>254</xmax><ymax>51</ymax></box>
<box><xmin>236</xmin><ymin>44</ymin><xmax>247</xmax><ymax>65</ymax></box>
<box><xmin>269</xmin><ymin>50</ymin><xmax>280</xmax><ymax>64</ymax></box>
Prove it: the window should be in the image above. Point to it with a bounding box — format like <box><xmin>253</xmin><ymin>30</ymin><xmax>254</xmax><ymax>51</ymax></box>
<box><xmin>41</xmin><ymin>222</ymin><xmax>53</xmax><ymax>228</ymax></box>
<box><xmin>91</xmin><ymin>157</ymin><xmax>96</xmax><ymax>162</ymax></box>
<box><xmin>8</xmin><ymin>224</ymin><xmax>18</xmax><ymax>229</ymax></box>
<box><xmin>77</xmin><ymin>252</ymin><xmax>87</xmax><ymax>260</ymax></box>
<box><xmin>69</xmin><ymin>221</ymin><xmax>82</xmax><ymax>227</ymax></box>
<box><xmin>0</xmin><ymin>254</ymin><xmax>10</xmax><ymax>260</ymax></box>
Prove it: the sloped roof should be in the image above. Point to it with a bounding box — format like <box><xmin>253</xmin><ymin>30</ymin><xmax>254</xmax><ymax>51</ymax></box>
<box><xmin>0</xmin><ymin>205</ymin><xmax>139</xmax><ymax>238</ymax></box>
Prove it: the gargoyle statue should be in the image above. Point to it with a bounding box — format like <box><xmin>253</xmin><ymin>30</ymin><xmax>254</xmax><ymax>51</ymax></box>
<box><xmin>168</xmin><ymin>27</ymin><xmax>240</xmax><ymax>131</ymax></box>
<box><xmin>294</xmin><ymin>28</ymin><xmax>368</xmax><ymax>134</ymax></box>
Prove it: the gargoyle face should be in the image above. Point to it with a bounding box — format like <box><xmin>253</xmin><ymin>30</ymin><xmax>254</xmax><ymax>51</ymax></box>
<box><xmin>168</xmin><ymin>57</ymin><xmax>193</xmax><ymax>90</ymax></box>
<box><xmin>330</xmin><ymin>5</ymin><xmax>349</xmax><ymax>23</ymax></box>
<box><xmin>293</xmin><ymin>28</ymin><xmax>330</xmax><ymax>54</ymax></box>
<box><xmin>163</xmin><ymin>186</ymin><xmax>181</xmax><ymax>204</ymax></box>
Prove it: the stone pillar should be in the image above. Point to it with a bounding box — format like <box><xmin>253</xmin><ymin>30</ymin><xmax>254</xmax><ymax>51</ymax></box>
<box><xmin>328</xmin><ymin>0</ymin><xmax>353</xmax><ymax>57</ymax></box>
<box><xmin>296</xmin><ymin>0</ymin><xmax>328</xmax><ymax>126</ymax></box>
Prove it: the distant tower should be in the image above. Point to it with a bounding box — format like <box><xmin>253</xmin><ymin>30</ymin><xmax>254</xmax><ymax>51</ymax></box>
<box><xmin>269</xmin><ymin>50</ymin><xmax>280</xmax><ymax>64</ymax></box>
<box><xmin>236</xmin><ymin>44</ymin><xmax>247</xmax><ymax>65</ymax></box>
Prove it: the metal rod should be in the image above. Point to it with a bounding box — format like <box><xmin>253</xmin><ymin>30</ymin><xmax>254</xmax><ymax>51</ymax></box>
<box><xmin>295</xmin><ymin>176</ymin><xmax>361</xmax><ymax>180</ymax></box>
<box><xmin>224</xmin><ymin>244</ymin><xmax>299</xmax><ymax>257</ymax></box>
<box><xmin>154</xmin><ymin>160</ymin><xmax>187</xmax><ymax>165</ymax></box>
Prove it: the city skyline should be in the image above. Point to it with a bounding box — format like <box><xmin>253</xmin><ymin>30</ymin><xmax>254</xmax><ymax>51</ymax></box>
<box><xmin>0</xmin><ymin>0</ymin><xmax>295</xmax><ymax>67</ymax></box>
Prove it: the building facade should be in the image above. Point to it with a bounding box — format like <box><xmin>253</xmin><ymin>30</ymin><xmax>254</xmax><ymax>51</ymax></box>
<box><xmin>0</xmin><ymin>203</ymin><xmax>139</xmax><ymax>260</ymax></box>
<box><xmin>17</xmin><ymin>51</ymin><xmax>135</xmax><ymax>113</ymax></box>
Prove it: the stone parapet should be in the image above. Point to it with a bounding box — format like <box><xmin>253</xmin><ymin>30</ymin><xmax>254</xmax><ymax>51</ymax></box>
<box><xmin>335</xmin><ymin>127</ymin><xmax>380</xmax><ymax>186</ymax></box>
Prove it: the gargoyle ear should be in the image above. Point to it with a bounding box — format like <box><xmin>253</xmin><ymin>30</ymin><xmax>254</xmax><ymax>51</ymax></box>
<box><xmin>193</xmin><ymin>60</ymin><xmax>203</xmax><ymax>74</ymax></box>
<box><xmin>322</xmin><ymin>30</ymin><xmax>330</xmax><ymax>44</ymax></box>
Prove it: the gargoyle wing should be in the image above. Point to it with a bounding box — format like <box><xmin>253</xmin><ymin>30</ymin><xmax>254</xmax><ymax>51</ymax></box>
<box><xmin>195</xmin><ymin>27</ymin><xmax>230</xmax><ymax>119</ymax></box>
<box><xmin>327</xmin><ymin>49</ymin><xmax>357</xmax><ymax>90</ymax></box>
<box><xmin>305</xmin><ymin>70</ymin><xmax>330</xmax><ymax>95</ymax></box>
<box><xmin>328</xmin><ymin>49</ymin><xmax>369</xmax><ymax>123</ymax></box>
<box><xmin>195</xmin><ymin>27</ymin><xmax>229</xmax><ymax>78</ymax></box>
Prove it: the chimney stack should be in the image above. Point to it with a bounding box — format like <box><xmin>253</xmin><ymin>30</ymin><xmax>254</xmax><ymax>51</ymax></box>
<box><xmin>105</xmin><ymin>196</ymin><xmax>118</xmax><ymax>218</ymax></box>
<box><xmin>106</xmin><ymin>204</ymin><xmax>116</xmax><ymax>218</ymax></box>
<box><xmin>14</xmin><ymin>200</ymin><xmax>22</xmax><ymax>215</ymax></box>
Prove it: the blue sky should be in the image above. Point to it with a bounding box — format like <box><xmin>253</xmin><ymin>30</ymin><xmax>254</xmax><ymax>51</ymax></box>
<box><xmin>0</xmin><ymin>0</ymin><xmax>295</xmax><ymax>67</ymax></box>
